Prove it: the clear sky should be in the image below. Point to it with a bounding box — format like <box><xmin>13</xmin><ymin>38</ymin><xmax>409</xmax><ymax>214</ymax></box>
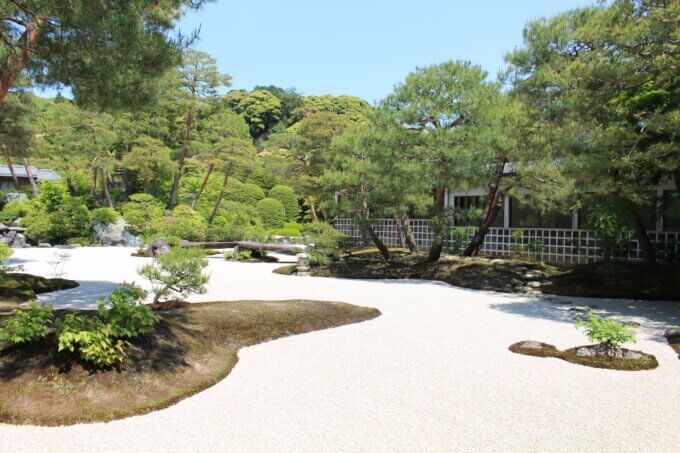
<box><xmin>177</xmin><ymin>0</ymin><xmax>592</xmax><ymax>103</ymax></box>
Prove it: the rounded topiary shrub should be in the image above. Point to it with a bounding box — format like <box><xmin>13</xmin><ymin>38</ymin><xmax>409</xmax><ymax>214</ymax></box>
<box><xmin>268</xmin><ymin>185</ymin><xmax>299</xmax><ymax>221</ymax></box>
<box><xmin>255</xmin><ymin>198</ymin><xmax>286</xmax><ymax>229</ymax></box>
<box><xmin>224</xmin><ymin>180</ymin><xmax>265</xmax><ymax>206</ymax></box>
<box><xmin>91</xmin><ymin>207</ymin><xmax>121</xmax><ymax>225</ymax></box>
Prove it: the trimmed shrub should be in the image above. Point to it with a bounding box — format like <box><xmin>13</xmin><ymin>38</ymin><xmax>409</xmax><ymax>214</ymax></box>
<box><xmin>268</xmin><ymin>185</ymin><xmax>299</xmax><ymax>221</ymax></box>
<box><xmin>224</xmin><ymin>179</ymin><xmax>265</xmax><ymax>206</ymax></box>
<box><xmin>91</xmin><ymin>207</ymin><xmax>121</xmax><ymax>225</ymax></box>
<box><xmin>274</xmin><ymin>227</ymin><xmax>301</xmax><ymax>237</ymax></box>
<box><xmin>0</xmin><ymin>302</ymin><xmax>54</xmax><ymax>345</ymax></box>
<box><xmin>159</xmin><ymin>205</ymin><xmax>207</xmax><ymax>242</ymax></box>
<box><xmin>301</xmin><ymin>222</ymin><xmax>345</xmax><ymax>265</ymax></box>
<box><xmin>24</xmin><ymin>197</ymin><xmax>91</xmax><ymax>244</ymax></box>
<box><xmin>256</xmin><ymin>198</ymin><xmax>286</xmax><ymax>229</ymax></box>
<box><xmin>120</xmin><ymin>193</ymin><xmax>166</xmax><ymax>237</ymax></box>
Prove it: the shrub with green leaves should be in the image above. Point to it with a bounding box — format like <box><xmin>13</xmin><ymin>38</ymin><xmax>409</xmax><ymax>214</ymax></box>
<box><xmin>224</xmin><ymin>179</ymin><xmax>265</xmax><ymax>206</ymax></box>
<box><xmin>448</xmin><ymin>227</ymin><xmax>474</xmax><ymax>254</ymax></box>
<box><xmin>576</xmin><ymin>314</ymin><xmax>637</xmax><ymax>354</ymax></box>
<box><xmin>274</xmin><ymin>227</ymin><xmax>301</xmax><ymax>237</ymax></box>
<box><xmin>268</xmin><ymin>185</ymin><xmax>299</xmax><ymax>221</ymax></box>
<box><xmin>0</xmin><ymin>302</ymin><xmax>54</xmax><ymax>345</ymax></box>
<box><xmin>120</xmin><ymin>193</ymin><xmax>166</xmax><ymax>237</ymax></box>
<box><xmin>224</xmin><ymin>249</ymin><xmax>253</xmax><ymax>261</ymax></box>
<box><xmin>159</xmin><ymin>205</ymin><xmax>207</xmax><ymax>242</ymax></box>
<box><xmin>97</xmin><ymin>284</ymin><xmax>157</xmax><ymax>339</ymax></box>
<box><xmin>301</xmin><ymin>221</ymin><xmax>344</xmax><ymax>265</ymax></box>
<box><xmin>91</xmin><ymin>207</ymin><xmax>121</xmax><ymax>225</ymax></box>
<box><xmin>0</xmin><ymin>199</ymin><xmax>33</xmax><ymax>224</ymax></box>
<box><xmin>0</xmin><ymin>243</ymin><xmax>22</xmax><ymax>275</ymax></box>
<box><xmin>138</xmin><ymin>247</ymin><xmax>210</xmax><ymax>303</ymax></box>
<box><xmin>256</xmin><ymin>197</ymin><xmax>286</xmax><ymax>229</ymax></box>
<box><xmin>585</xmin><ymin>206</ymin><xmax>628</xmax><ymax>262</ymax></box>
<box><xmin>57</xmin><ymin>313</ymin><xmax>127</xmax><ymax>367</ymax></box>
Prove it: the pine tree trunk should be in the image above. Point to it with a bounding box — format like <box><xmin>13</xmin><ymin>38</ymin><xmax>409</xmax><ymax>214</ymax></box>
<box><xmin>22</xmin><ymin>157</ymin><xmax>39</xmax><ymax>197</ymax></box>
<box><xmin>65</xmin><ymin>177</ymin><xmax>77</xmax><ymax>196</ymax></box>
<box><xmin>307</xmin><ymin>196</ymin><xmax>319</xmax><ymax>222</ymax></box>
<box><xmin>427</xmin><ymin>184</ymin><xmax>447</xmax><ymax>262</ymax></box>
<box><xmin>632</xmin><ymin>212</ymin><xmax>656</xmax><ymax>267</ymax></box>
<box><xmin>168</xmin><ymin>109</ymin><xmax>194</xmax><ymax>210</ymax></box>
<box><xmin>359</xmin><ymin>172</ymin><xmax>390</xmax><ymax>260</ymax></box>
<box><xmin>0</xmin><ymin>17</ymin><xmax>43</xmax><ymax>104</ymax></box>
<box><xmin>464</xmin><ymin>156</ymin><xmax>508</xmax><ymax>256</ymax></box>
<box><xmin>395</xmin><ymin>216</ymin><xmax>407</xmax><ymax>248</ymax></box>
<box><xmin>396</xmin><ymin>214</ymin><xmax>418</xmax><ymax>253</ymax></box>
<box><xmin>90</xmin><ymin>167</ymin><xmax>98</xmax><ymax>198</ymax></box>
<box><xmin>2</xmin><ymin>144</ymin><xmax>20</xmax><ymax>189</ymax></box>
<box><xmin>100</xmin><ymin>168</ymin><xmax>114</xmax><ymax>208</ymax></box>
<box><xmin>143</xmin><ymin>178</ymin><xmax>150</xmax><ymax>194</ymax></box>
<box><xmin>191</xmin><ymin>162</ymin><xmax>214</xmax><ymax>209</ymax></box>
<box><xmin>208</xmin><ymin>162</ymin><xmax>233</xmax><ymax>224</ymax></box>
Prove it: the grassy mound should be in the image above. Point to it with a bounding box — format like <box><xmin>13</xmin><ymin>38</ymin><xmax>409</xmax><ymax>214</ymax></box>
<box><xmin>0</xmin><ymin>273</ymin><xmax>79</xmax><ymax>304</ymax></box>
<box><xmin>303</xmin><ymin>250</ymin><xmax>680</xmax><ymax>301</ymax></box>
<box><xmin>0</xmin><ymin>300</ymin><xmax>380</xmax><ymax>426</ymax></box>
<box><xmin>509</xmin><ymin>341</ymin><xmax>658</xmax><ymax>371</ymax></box>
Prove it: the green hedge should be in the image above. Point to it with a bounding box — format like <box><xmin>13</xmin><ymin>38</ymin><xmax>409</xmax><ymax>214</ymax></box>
<box><xmin>255</xmin><ymin>198</ymin><xmax>286</xmax><ymax>229</ymax></box>
<box><xmin>268</xmin><ymin>185</ymin><xmax>299</xmax><ymax>221</ymax></box>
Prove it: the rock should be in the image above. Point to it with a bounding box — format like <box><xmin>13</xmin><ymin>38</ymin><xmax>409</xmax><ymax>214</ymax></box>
<box><xmin>490</xmin><ymin>259</ymin><xmax>506</xmax><ymax>265</ymax></box>
<box><xmin>38</xmin><ymin>243</ymin><xmax>52</xmax><ymax>248</ymax></box>
<box><xmin>4</xmin><ymin>192</ymin><xmax>27</xmax><ymax>203</ymax></box>
<box><xmin>527</xmin><ymin>281</ymin><xmax>541</xmax><ymax>288</ymax></box>
<box><xmin>569</xmin><ymin>306</ymin><xmax>591</xmax><ymax>313</ymax></box>
<box><xmin>146</xmin><ymin>237</ymin><xmax>171</xmax><ymax>257</ymax></box>
<box><xmin>92</xmin><ymin>219</ymin><xmax>142</xmax><ymax>247</ymax></box>
<box><xmin>576</xmin><ymin>347</ymin><xmax>596</xmax><ymax>357</ymax></box>
<box><xmin>623</xmin><ymin>350</ymin><xmax>642</xmax><ymax>360</ymax></box>
<box><xmin>524</xmin><ymin>272</ymin><xmax>537</xmax><ymax>279</ymax></box>
<box><xmin>665</xmin><ymin>328</ymin><xmax>680</xmax><ymax>341</ymax></box>
<box><xmin>525</xmin><ymin>290</ymin><xmax>543</xmax><ymax>297</ymax></box>
<box><xmin>520</xmin><ymin>341</ymin><xmax>543</xmax><ymax>350</ymax></box>
<box><xmin>513</xmin><ymin>266</ymin><xmax>528</xmax><ymax>272</ymax></box>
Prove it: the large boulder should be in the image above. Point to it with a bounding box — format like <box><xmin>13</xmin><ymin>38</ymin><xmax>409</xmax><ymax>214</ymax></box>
<box><xmin>146</xmin><ymin>237</ymin><xmax>171</xmax><ymax>257</ymax></box>
<box><xmin>1</xmin><ymin>230</ymin><xmax>27</xmax><ymax>248</ymax></box>
<box><xmin>92</xmin><ymin>219</ymin><xmax>143</xmax><ymax>247</ymax></box>
<box><xmin>4</xmin><ymin>192</ymin><xmax>27</xmax><ymax>203</ymax></box>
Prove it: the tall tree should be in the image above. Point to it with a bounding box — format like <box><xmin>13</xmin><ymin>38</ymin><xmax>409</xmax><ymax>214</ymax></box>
<box><xmin>505</xmin><ymin>0</ymin><xmax>680</xmax><ymax>266</ymax></box>
<box><xmin>382</xmin><ymin>61</ymin><xmax>499</xmax><ymax>262</ymax></box>
<box><xmin>167</xmin><ymin>50</ymin><xmax>231</xmax><ymax>210</ymax></box>
<box><xmin>0</xmin><ymin>0</ymin><xmax>213</xmax><ymax>108</ymax></box>
<box><xmin>0</xmin><ymin>91</ymin><xmax>33</xmax><ymax>191</ymax></box>
<box><xmin>121</xmin><ymin>136</ymin><xmax>173</xmax><ymax>194</ymax></box>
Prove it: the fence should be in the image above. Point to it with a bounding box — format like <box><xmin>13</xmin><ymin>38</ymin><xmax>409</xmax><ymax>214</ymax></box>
<box><xmin>332</xmin><ymin>218</ymin><xmax>680</xmax><ymax>264</ymax></box>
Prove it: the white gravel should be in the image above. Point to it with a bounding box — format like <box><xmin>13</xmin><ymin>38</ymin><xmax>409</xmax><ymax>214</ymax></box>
<box><xmin>2</xmin><ymin>247</ymin><xmax>680</xmax><ymax>452</ymax></box>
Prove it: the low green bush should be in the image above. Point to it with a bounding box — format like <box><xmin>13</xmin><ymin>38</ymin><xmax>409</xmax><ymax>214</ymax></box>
<box><xmin>224</xmin><ymin>179</ymin><xmax>265</xmax><ymax>206</ymax></box>
<box><xmin>121</xmin><ymin>193</ymin><xmax>166</xmax><ymax>237</ymax></box>
<box><xmin>224</xmin><ymin>249</ymin><xmax>253</xmax><ymax>260</ymax></box>
<box><xmin>57</xmin><ymin>313</ymin><xmax>127</xmax><ymax>367</ymax></box>
<box><xmin>24</xmin><ymin>197</ymin><xmax>91</xmax><ymax>244</ymax></box>
<box><xmin>97</xmin><ymin>284</ymin><xmax>157</xmax><ymax>339</ymax></box>
<box><xmin>91</xmin><ymin>207</ymin><xmax>121</xmax><ymax>225</ymax></box>
<box><xmin>274</xmin><ymin>227</ymin><xmax>301</xmax><ymax>237</ymax></box>
<box><xmin>256</xmin><ymin>197</ymin><xmax>286</xmax><ymax>229</ymax></box>
<box><xmin>576</xmin><ymin>314</ymin><xmax>636</xmax><ymax>354</ymax></box>
<box><xmin>158</xmin><ymin>205</ymin><xmax>207</xmax><ymax>242</ymax></box>
<box><xmin>0</xmin><ymin>199</ymin><xmax>33</xmax><ymax>224</ymax></box>
<box><xmin>138</xmin><ymin>247</ymin><xmax>210</xmax><ymax>303</ymax></box>
<box><xmin>268</xmin><ymin>185</ymin><xmax>299</xmax><ymax>221</ymax></box>
<box><xmin>0</xmin><ymin>302</ymin><xmax>54</xmax><ymax>345</ymax></box>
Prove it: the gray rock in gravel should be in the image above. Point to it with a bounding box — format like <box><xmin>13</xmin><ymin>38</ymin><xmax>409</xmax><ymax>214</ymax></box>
<box><xmin>92</xmin><ymin>219</ymin><xmax>142</xmax><ymax>247</ymax></box>
<box><xmin>623</xmin><ymin>351</ymin><xmax>642</xmax><ymax>360</ymax></box>
<box><xmin>38</xmin><ymin>243</ymin><xmax>52</xmax><ymax>248</ymax></box>
<box><xmin>520</xmin><ymin>341</ymin><xmax>543</xmax><ymax>350</ymax></box>
<box><xmin>569</xmin><ymin>306</ymin><xmax>591</xmax><ymax>313</ymax></box>
<box><xmin>525</xmin><ymin>290</ymin><xmax>543</xmax><ymax>297</ymax></box>
<box><xmin>146</xmin><ymin>237</ymin><xmax>171</xmax><ymax>257</ymax></box>
<box><xmin>665</xmin><ymin>328</ymin><xmax>680</xmax><ymax>340</ymax></box>
<box><xmin>576</xmin><ymin>347</ymin><xmax>596</xmax><ymax>357</ymax></box>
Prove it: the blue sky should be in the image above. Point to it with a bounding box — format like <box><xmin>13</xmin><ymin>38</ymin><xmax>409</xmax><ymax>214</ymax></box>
<box><xmin>177</xmin><ymin>0</ymin><xmax>592</xmax><ymax>103</ymax></box>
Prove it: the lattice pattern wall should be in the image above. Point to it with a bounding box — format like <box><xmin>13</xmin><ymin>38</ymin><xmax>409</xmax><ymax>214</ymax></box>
<box><xmin>333</xmin><ymin>218</ymin><xmax>680</xmax><ymax>264</ymax></box>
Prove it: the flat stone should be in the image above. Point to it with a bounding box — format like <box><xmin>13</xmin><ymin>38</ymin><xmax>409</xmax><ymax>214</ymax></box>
<box><xmin>520</xmin><ymin>341</ymin><xmax>542</xmax><ymax>350</ymax></box>
<box><xmin>527</xmin><ymin>281</ymin><xmax>541</xmax><ymax>288</ymax></box>
<box><xmin>37</xmin><ymin>243</ymin><xmax>52</xmax><ymax>248</ymax></box>
<box><xmin>490</xmin><ymin>259</ymin><xmax>506</xmax><ymax>265</ymax></box>
<box><xmin>569</xmin><ymin>306</ymin><xmax>591</xmax><ymax>313</ymax></box>
<box><xmin>513</xmin><ymin>266</ymin><xmax>528</xmax><ymax>272</ymax></box>
<box><xmin>525</xmin><ymin>290</ymin><xmax>543</xmax><ymax>297</ymax></box>
<box><xmin>576</xmin><ymin>347</ymin><xmax>596</xmax><ymax>357</ymax></box>
<box><xmin>623</xmin><ymin>351</ymin><xmax>642</xmax><ymax>360</ymax></box>
<box><xmin>665</xmin><ymin>328</ymin><xmax>680</xmax><ymax>340</ymax></box>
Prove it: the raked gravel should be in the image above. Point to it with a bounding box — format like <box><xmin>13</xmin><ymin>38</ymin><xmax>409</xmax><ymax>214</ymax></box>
<box><xmin>2</xmin><ymin>247</ymin><xmax>680</xmax><ymax>452</ymax></box>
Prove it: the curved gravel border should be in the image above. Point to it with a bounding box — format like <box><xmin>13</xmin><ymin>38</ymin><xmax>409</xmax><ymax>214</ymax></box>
<box><xmin>2</xmin><ymin>247</ymin><xmax>680</xmax><ymax>451</ymax></box>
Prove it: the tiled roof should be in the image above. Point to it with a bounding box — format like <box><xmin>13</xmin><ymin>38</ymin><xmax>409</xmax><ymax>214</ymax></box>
<box><xmin>0</xmin><ymin>165</ymin><xmax>60</xmax><ymax>181</ymax></box>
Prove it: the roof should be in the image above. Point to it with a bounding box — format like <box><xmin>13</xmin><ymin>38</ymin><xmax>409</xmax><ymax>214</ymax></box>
<box><xmin>0</xmin><ymin>165</ymin><xmax>60</xmax><ymax>181</ymax></box>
